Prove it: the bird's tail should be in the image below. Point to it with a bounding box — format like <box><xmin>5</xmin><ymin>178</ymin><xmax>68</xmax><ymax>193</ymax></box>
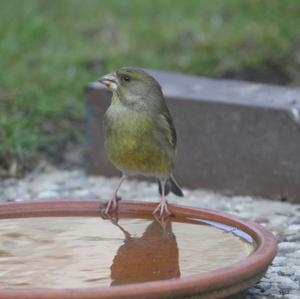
<box><xmin>158</xmin><ymin>174</ymin><xmax>184</xmax><ymax>197</ymax></box>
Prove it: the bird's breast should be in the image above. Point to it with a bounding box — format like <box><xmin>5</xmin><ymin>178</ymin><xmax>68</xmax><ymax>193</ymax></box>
<box><xmin>104</xmin><ymin>107</ymin><xmax>171</xmax><ymax>175</ymax></box>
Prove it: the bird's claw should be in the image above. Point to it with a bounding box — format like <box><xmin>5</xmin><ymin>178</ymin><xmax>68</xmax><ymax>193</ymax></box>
<box><xmin>153</xmin><ymin>200</ymin><xmax>173</xmax><ymax>217</ymax></box>
<box><xmin>102</xmin><ymin>195</ymin><xmax>121</xmax><ymax>215</ymax></box>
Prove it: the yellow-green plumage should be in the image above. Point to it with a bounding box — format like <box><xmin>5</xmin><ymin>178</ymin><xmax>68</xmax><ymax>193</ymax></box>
<box><xmin>104</xmin><ymin>105</ymin><xmax>171</xmax><ymax>176</ymax></box>
<box><xmin>101</xmin><ymin>67</ymin><xmax>183</xmax><ymax>209</ymax></box>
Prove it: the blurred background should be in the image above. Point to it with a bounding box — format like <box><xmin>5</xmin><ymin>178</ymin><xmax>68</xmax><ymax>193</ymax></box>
<box><xmin>1</xmin><ymin>0</ymin><xmax>300</xmax><ymax>177</ymax></box>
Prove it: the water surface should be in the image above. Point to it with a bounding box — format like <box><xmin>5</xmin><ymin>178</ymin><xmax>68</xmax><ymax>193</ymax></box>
<box><xmin>0</xmin><ymin>216</ymin><xmax>254</xmax><ymax>288</ymax></box>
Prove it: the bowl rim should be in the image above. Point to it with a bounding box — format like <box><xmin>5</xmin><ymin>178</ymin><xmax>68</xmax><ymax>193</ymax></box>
<box><xmin>0</xmin><ymin>199</ymin><xmax>277</xmax><ymax>299</ymax></box>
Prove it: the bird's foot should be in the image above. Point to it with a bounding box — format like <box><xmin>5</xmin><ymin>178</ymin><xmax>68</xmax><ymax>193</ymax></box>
<box><xmin>103</xmin><ymin>195</ymin><xmax>121</xmax><ymax>215</ymax></box>
<box><xmin>153</xmin><ymin>200</ymin><xmax>173</xmax><ymax>217</ymax></box>
<box><xmin>100</xmin><ymin>209</ymin><xmax>118</xmax><ymax>224</ymax></box>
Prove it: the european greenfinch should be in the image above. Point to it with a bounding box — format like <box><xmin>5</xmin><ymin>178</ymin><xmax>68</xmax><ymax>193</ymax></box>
<box><xmin>99</xmin><ymin>67</ymin><xmax>183</xmax><ymax>216</ymax></box>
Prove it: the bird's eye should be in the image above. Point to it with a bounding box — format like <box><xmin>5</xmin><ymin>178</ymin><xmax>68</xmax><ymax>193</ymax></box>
<box><xmin>122</xmin><ymin>75</ymin><xmax>131</xmax><ymax>82</ymax></box>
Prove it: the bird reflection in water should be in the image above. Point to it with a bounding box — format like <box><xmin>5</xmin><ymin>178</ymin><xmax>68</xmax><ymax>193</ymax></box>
<box><xmin>109</xmin><ymin>217</ymin><xmax>180</xmax><ymax>286</ymax></box>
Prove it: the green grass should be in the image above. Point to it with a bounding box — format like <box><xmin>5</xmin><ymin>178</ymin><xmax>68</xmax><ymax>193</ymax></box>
<box><xmin>1</xmin><ymin>0</ymin><xmax>300</xmax><ymax>175</ymax></box>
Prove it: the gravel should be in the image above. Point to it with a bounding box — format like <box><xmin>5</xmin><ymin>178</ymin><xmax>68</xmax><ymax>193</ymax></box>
<box><xmin>0</xmin><ymin>164</ymin><xmax>299</xmax><ymax>298</ymax></box>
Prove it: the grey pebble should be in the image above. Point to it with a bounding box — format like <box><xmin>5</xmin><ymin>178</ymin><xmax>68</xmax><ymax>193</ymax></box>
<box><xmin>256</xmin><ymin>281</ymin><xmax>272</xmax><ymax>291</ymax></box>
<box><xmin>37</xmin><ymin>190</ymin><xmax>59</xmax><ymax>199</ymax></box>
<box><xmin>273</xmin><ymin>276</ymin><xmax>299</xmax><ymax>289</ymax></box>
<box><xmin>286</xmin><ymin>235</ymin><xmax>300</xmax><ymax>242</ymax></box>
<box><xmin>290</xmin><ymin>249</ymin><xmax>300</xmax><ymax>257</ymax></box>
<box><xmin>287</xmin><ymin>224</ymin><xmax>300</xmax><ymax>231</ymax></box>
<box><xmin>272</xmin><ymin>256</ymin><xmax>287</xmax><ymax>267</ymax></box>
<box><xmin>247</xmin><ymin>287</ymin><xmax>262</xmax><ymax>295</ymax></box>
<box><xmin>278</xmin><ymin>242</ymin><xmax>298</xmax><ymax>254</ymax></box>
<box><xmin>278</xmin><ymin>267</ymin><xmax>295</xmax><ymax>276</ymax></box>
<box><xmin>262</xmin><ymin>286</ymin><xmax>281</xmax><ymax>296</ymax></box>
<box><xmin>294</xmin><ymin>270</ymin><xmax>300</xmax><ymax>281</ymax></box>
<box><xmin>287</xmin><ymin>258</ymin><xmax>300</xmax><ymax>266</ymax></box>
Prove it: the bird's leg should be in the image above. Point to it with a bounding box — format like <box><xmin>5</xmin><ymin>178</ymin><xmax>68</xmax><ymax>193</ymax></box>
<box><xmin>104</xmin><ymin>174</ymin><xmax>126</xmax><ymax>214</ymax></box>
<box><xmin>153</xmin><ymin>179</ymin><xmax>172</xmax><ymax>217</ymax></box>
<box><xmin>100</xmin><ymin>211</ymin><xmax>131</xmax><ymax>239</ymax></box>
<box><xmin>153</xmin><ymin>214</ymin><xmax>171</xmax><ymax>236</ymax></box>
<box><xmin>112</xmin><ymin>220</ymin><xmax>131</xmax><ymax>239</ymax></box>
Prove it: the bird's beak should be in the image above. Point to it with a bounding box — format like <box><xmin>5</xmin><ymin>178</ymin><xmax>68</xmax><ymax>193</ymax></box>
<box><xmin>98</xmin><ymin>73</ymin><xmax>118</xmax><ymax>91</ymax></box>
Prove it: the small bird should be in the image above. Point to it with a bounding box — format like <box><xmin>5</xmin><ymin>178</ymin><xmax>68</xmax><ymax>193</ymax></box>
<box><xmin>99</xmin><ymin>67</ymin><xmax>183</xmax><ymax>216</ymax></box>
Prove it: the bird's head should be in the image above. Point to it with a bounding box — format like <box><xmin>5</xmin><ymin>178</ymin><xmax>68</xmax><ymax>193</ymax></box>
<box><xmin>98</xmin><ymin>67</ymin><xmax>163</xmax><ymax>107</ymax></box>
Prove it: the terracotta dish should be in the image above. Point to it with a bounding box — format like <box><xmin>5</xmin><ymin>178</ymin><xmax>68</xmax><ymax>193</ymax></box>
<box><xmin>0</xmin><ymin>200</ymin><xmax>277</xmax><ymax>299</ymax></box>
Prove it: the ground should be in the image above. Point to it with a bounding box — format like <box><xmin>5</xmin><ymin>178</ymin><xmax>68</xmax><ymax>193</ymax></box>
<box><xmin>1</xmin><ymin>2</ymin><xmax>300</xmax><ymax>294</ymax></box>
<box><xmin>1</xmin><ymin>165</ymin><xmax>299</xmax><ymax>298</ymax></box>
<box><xmin>1</xmin><ymin>0</ymin><xmax>300</xmax><ymax>175</ymax></box>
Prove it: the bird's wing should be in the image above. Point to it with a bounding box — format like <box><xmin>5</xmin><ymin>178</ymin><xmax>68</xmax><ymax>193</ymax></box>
<box><xmin>160</xmin><ymin>111</ymin><xmax>177</xmax><ymax>150</ymax></box>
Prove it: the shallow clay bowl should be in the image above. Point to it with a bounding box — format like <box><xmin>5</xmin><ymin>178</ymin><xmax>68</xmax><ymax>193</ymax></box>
<box><xmin>0</xmin><ymin>200</ymin><xmax>277</xmax><ymax>299</ymax></box>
